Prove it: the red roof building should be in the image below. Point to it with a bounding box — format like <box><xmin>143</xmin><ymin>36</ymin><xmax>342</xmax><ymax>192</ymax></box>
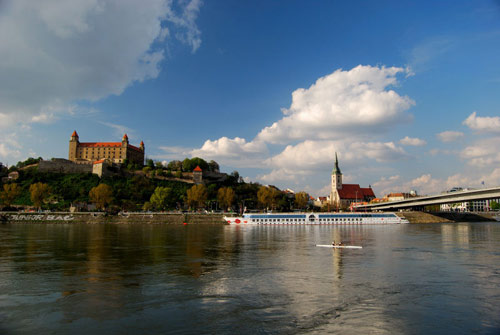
<box><xmin>329</xmin><ymin>153</ymin><xmax>376</xmax><ymax>210</ymax></box>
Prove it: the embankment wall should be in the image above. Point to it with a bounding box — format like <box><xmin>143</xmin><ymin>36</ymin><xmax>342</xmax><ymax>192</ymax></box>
<box><xmin>0</xmin><ymin>212</ymin><xmax>226</xmax><ymax>224</ymax></box>
<box><xmin>396</xmin><ymin>211</ymin><xmax>497</xmax><ymax>223</ymax></box>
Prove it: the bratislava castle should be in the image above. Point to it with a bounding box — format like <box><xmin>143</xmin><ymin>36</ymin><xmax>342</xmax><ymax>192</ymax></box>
<box><xmin>68</xmin><ymin>131</ymin><xmax>144</xmax><ymax>165</ymax></box>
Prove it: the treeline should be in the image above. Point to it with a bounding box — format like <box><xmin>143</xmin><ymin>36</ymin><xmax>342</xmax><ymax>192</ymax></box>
<box><xmin>0</xmin><ymin>158</ymin><xmax>314</xmax><ymax>213</ymax></box>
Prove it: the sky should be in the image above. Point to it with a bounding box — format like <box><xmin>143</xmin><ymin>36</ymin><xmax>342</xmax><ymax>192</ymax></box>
<box><xmin>1</xmin><ymin>0</ymin><xmax>500</xmax><ymax>198</ymax></box>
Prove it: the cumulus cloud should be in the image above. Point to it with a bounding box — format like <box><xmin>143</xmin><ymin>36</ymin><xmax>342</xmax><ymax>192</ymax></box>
<box><xmin>256</xmin><ymin>65</ymin><xmax>414</xmax><ymax>144</ymax></box>
<box><xmin>257</xmin><ymin>140</ymin><xmax>408</xmax><ymax>188</ymax></box>
<box><xmin>437</xmin><ymin>131</ymin><xmax>464</xmax><ymax>142</ymax></box>
<box><xmin>463</xmin><ymin>111</ymin><xmax>500</xmax><ymax>133</ymax></box>
<box><xmin>371</xmin><ymin>170</ymin><xmax>499</xmax><ymax>197</ymax></box>
<box><xmin>0</xmin><ymin>133</ymin><xmax>22</xmax><ymax>162</ymax></box>
<box><xmin>183</xmin><ymin>65</ymin><xmax>415</xmax><ymax>189</ymax></box>
<box><xmin>461</xmin><ymin>137</ymin><xmax>500</xmax><ymax>167</ymax></box>
<box><xmin>0</xmin><ymin>0</ymin><xmax>202</xmax><ymax>125</ymax></box>
<box><xmin>399</xmin><ymin>136</ymin><xmax>426</xmax><ymax>146</ymax></box>
<box><xmin>155</xmin><ymin>137</ymin><xmax>268</xmax><ymax>168</ymax></box>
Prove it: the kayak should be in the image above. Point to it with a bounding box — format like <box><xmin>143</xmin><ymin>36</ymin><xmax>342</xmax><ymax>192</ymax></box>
<box><xmin>316</xmin><ymin>244</ymin><xmax>363</xmax><ymax>249</ymax></box>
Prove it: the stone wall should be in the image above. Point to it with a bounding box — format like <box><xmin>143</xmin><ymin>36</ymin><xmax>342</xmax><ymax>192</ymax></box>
<box><xmin>1</xmin><ymin>212</ymin><xmax>227</xmax><ymax>224</ymax></box>
<box><xmin>397</xmin><ymin>211</ymin><xmax>498</xmax><ymax>223</ymax></box>
<box><xmin>38</xmin><ymin>159</ymin><xmax>92</xmax><ymax>174</ymax></box>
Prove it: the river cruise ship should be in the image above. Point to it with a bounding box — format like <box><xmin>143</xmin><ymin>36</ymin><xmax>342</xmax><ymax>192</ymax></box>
<box><xmin>224</xmin><ymin>212</ymin><xmax>408</xmax><ymax>225</ymax></box>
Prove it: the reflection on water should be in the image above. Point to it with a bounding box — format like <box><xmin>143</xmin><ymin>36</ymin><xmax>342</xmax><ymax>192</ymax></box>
<box><xmin>0</xmin><ymin>222</ymin><xmax>499</xmax><ymax>334</ymax></box>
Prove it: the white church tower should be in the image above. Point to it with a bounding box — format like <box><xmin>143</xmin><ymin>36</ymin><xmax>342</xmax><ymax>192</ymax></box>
<box><xmin>330</xmin><ymin>152</ymin><xmax>343</xmax><ymax>207</ymax></box>
<box><xmin>332</xmin><ymin>152</ymin><xmax>342</xmax><ymax>190</ymax></box>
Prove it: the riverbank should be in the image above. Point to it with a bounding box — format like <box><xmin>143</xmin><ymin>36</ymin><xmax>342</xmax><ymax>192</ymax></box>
<box><xmin>0</xmin><ymin>212</ymin><xmax>226</xmax><ymax>224</ymax></box>
<box><xmin>2</xmin><ymin>211</ymin><xmax>498</xmax><ymax>224</ymax></box>
<box><xmin>397</xmin><ymin>211</ymin><xmax>498</xmax><ymax>223</ymax></box>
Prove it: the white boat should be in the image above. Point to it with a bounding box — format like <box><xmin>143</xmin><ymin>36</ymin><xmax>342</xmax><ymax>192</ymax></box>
<box><xmin>224</xmin><ymin>212</ymin><xmax>408</xmax><ymax>225</ymax></box>
<box><xmin>316</xmin><ymin>244</ymin><xmax>363</xmax><ymax>249</ymax></box>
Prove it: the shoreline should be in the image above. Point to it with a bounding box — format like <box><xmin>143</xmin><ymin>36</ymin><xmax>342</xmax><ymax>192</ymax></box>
<box><xmin>1</xmin><ymin>211</ymin><xmax>498</xmax><ymax>224</ymax></box>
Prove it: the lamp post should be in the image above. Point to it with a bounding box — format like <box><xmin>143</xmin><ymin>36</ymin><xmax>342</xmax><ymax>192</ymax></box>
<box><xmin>355</xmin><ymin>190</ymin><xmax>358</xmax><ymax>212</ymax></box>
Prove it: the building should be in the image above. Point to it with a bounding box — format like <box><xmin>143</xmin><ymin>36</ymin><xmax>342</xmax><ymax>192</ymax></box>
<box><xmin>68</xmin><ymin>131</ymin><xmax>144</xmax><ymax>165</ymax></box>
<box><xmin>329</xmin><ymin>153</ymin><xmax>376</xmax><ymax>210</ymax></box>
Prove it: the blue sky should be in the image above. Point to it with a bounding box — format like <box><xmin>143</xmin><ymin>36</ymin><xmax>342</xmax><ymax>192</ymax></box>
<box><xmin>1</xmin><ymin>0</ymin><xmax>500</xmax><ymax>197</ymax></box>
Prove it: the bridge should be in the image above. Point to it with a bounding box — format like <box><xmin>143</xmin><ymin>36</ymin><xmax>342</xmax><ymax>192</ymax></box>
<box><xmin>355</xmin><ymin>186</ymin><xmax>500</xmax><ymax>211</ymax></box>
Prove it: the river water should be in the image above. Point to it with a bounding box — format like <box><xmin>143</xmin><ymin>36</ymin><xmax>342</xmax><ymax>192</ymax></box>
<box><xmin>0</xmin><ymin>222</ymin><xmax>499</xmax><ymax>334</ymax></box>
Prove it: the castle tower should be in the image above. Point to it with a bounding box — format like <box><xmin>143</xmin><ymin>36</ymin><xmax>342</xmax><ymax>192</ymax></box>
<box><xmin>122</xmin><ymin>133</ymin><xmax>129</xmax><ymax>146</ymax></box>
<box><xmin>140</xmin><ymin>140</ymin><xmax>145</xmax><ymax>151</ymax></box>
<box><xmin>193</xmin><ymin>165</ymin><xmax>203</xmax><ymax>184</ymax></box>
<box><xmin>69</xmin><ymin>130</ymin><xmax>79</xmax><ymax>161</ymax></box>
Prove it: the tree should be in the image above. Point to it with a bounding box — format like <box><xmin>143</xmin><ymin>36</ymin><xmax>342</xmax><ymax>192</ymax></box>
<box><xmin>175</xmin><ymin>170</ymin><xmax>182</xmax><ymax>178</ymax></box>
<box><xmin>217</xmin><ymin>187</ymin><xmax>234</xmax><ymax>211</ymax></box>
<box><xmin>146</xmin><ymin>159</ymin><xmax>155</xmax><ymax>169</ymax></box>
<box><xmin>0</xmin><ymin>162</ymin><xmax>7</xmax><ymax>178</ymax></box>
<box><xmin>182</xmin><ymin>158</ymin><xmax>191</xmax><ymax>172</ymax></box>
<box><xmin>208</xmin><ymin>160</ymin><xmax>219</xmax><ymax>172</ymax></box>
<box><xmin>167</xmin><ymin>160</ymin><xmax>182</xmax><ymax>171</ymax></box>
<box><xmin>295</xmin><ymin>192</ymin><xmax>310</xmax><ymax>210</ymax></box>
<box><xmin>490</xmin><ymin>201</ymin><xmax>500</xmax><ymax>211</ymax></box>
<box><xmin>143</xmin><ymin>201</ymin><xmax>153</xmax><ymax>211</ymax></box>
<box><xmin>89</xmin><ymin>184</ymin><xmax>113</xmax><ymax>210</ymax></box>
<box><xmin>150</xmin><ymin>186</ymin><xmax>172</xmax><ymax>210</ymax></box>
<box><xmin>186</xmin><ymin>184</ymin><xmax>208</xmax><ymax>209</ymax></box>
<box><xmin>257</xmin><ymin>186</ymin><xmax>280</xmax><ymax>210</ymax></box>
<box><xmin>29</xmin><ymin>182</ymin><xmax>51</xmax><ymax>209</ymax></box>
<box><xmin>181</xmin><ymin>157</ymin><xmax>208</xmax><ymax>172</ymax></box>
<box><xmin>16</xmin><ymin>157</ymin><xmax>42</xmax><ymax>169</ymax></box>
<box><xmin>0</xmin><ymin>183</ymin><xmax>21</xmax><ymax>207</ymax></box>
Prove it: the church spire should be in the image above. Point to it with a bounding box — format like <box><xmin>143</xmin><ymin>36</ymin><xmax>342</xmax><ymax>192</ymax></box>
<box><xmin>332</xmin><ymin>152</ymin><xmax>342</xmax><ymax>175</ymax></box>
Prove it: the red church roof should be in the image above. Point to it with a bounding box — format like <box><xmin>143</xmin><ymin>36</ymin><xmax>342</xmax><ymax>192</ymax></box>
<box><xmin>360</xmin><ymin>187</ymin><xmax>375</xmax><ymax>198</ymax></box>
<box><xmin>71</xmin><ymin>130</ymin><xmax>78</xmax><ymax>137</ymax></box>
<box><xmin>338</xmin><ymin>184</ymin><xmax>375</xmax><ymax>200</ymax></box>
<box><xmin>193</xmin><ymin>166</ymin><xmax>202</xmax><ymax>172</ymax></box>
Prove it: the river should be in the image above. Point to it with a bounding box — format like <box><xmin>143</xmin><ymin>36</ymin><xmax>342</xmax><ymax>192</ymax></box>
<box><xmin>0</xmin><ymin>222</ymin><xmax>499</xmax><ymax>334</ymax></box>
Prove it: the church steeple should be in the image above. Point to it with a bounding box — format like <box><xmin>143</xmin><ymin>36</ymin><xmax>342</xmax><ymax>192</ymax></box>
<box><xmin>332</xmin><ymin>152</ymin><xmax>342</xmax><ymax>175</ymax></box>
<box><xmin>331</xmin><ymin>152</ymin><xmax>342</xmax><ymax>191</ymax></box>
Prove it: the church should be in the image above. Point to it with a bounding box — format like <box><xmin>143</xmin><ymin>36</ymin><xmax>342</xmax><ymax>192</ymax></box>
<box><xmin>329</xmin><ymin>153</ymin><xmax>375</xmax><ymax>209</ymax></box>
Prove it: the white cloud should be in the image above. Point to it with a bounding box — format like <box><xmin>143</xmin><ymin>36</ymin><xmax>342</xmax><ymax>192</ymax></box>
<box><xmin>0</xmin><ymin>133</ymin><xmax>22</xmax><ymax>162</ymax></box>
<box><xmin>371</xmin><ymin>170</ymin><xmax>499</xmax><ymax>198</ymax></box>
<box><xmin>406</xmin><ymin>37</ymin><xmax>455</xmax><ymax>73</ymax></box>
<box><xmin>399</xmin><ymin>136</ymin><xmax>426</xmax><ymax>146</ymax></box>
<box><xmin>155</xmin><ymin>146</ymin><xmax>193</xmax><ymax>160</ymax></box>
<box><xmin>189</xmin><ymin>137</ymin><xmax>268</xmax><ymax>168</ymax></box>
<box><xmin>257</xmin><ymin>168</ymin><xmax>306</xmax><ymax>184</ymax></box>
<box><xmin>256</xmin><ymin>65</ymin><xmax>414</xmax><ymax>144</ymax></box>
<box><xmin>461</xmin><ymin>137</ymin><xmax>500</xmax><ymax>167</ymax></box>
<box><xmin>265</xmin><ymin>141</ymin><xmax>340</xmax><ymax>170</ymax></box>
<box><xmin>463</xmin><ymin>111</ymin><xmax>500</xmax><ymax>133</ymax></box>
<box><xmin>165</xmin><ymin>0</ymin><xmax>203</xmax><ymax>52</ymax></box>
<box><xmin>0</xmin><ymin>0</ymin><xmax>202</xmax><ymax>124</ymax></box>
<box><xmin>256</xmin><ymin>140</ymin><xmax>407</xmax><ymax>191</ymax></box>
<box><xmin>437</xmin><ymin>130</ymin><xmax>464</xmax><ymax>142</ymax></box>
